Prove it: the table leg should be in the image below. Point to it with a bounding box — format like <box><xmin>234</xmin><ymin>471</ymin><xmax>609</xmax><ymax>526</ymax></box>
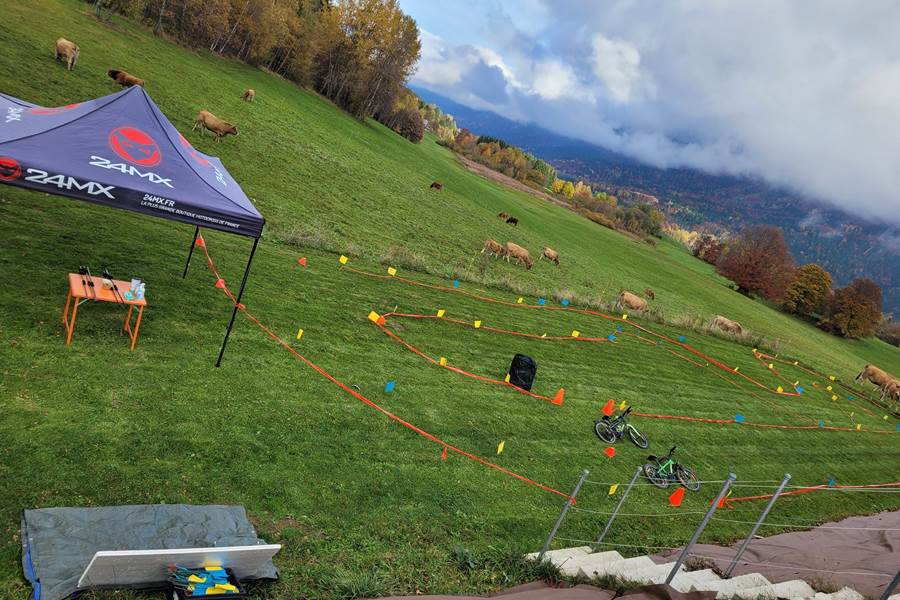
<box><xmin>122</xmin><ymin>305</ymin><xmax>133</xmax><ymax>336</ymax></box>
<box><xmin>62</xmin><ymin>290</ymin><xmax>72</xmax><ymax>325</ymax></box>
<box><xmin>130</xmin><ymin>306</ymin><xmax>144</xmax><ymax>351</ymax></box>
<box><xmin>66</xmin><ymin>296</ymin><xmax>79</xmax><ymax>346</ymax></box>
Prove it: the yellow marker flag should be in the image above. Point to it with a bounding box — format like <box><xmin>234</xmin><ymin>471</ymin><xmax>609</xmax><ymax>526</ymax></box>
<box><xmin>439</xmin><ymin>356</ymin><xmax>447</xmax><ymax>366</ymax></box>
<box><xmin>608</xmin><ymin>484</ymin><xmax>619</xmax><ymax>496</ymax></box>
<box><xmin>793</xmin><ymin>381</ymin><xmax>799</xmax><ymax>386</ymax></box>
<box><xmin>776</xmin><ymin>386</ymin><xmax>783</xmax><ymax>393</ymax></box>
<box><xmin>752</xmin><ymin>348</ymin><xmax>757</xmax><ymax>353</ymax></box>
<box><xmin>831</xmin><ymin>395</ymin><xmax>838</xmax><ymax>401</ymax></box>
<box><xmin>541</xmin><ymin>333</ymin><xmax>547</xmax><ymax>338</ymax></box>
<box><xmin>516</xmin><ymin>297</ymin><xmax>524</xmax><ymax>304</ymax></box>
<box><xmin>504</xmin><ymin>373</ymin><xmax>510</xmax><ymax>383</ymax></box>
<box><xmin>571</xmin><ymin>330</ymin><xmax>580</xmax><ymax>338</ymax></box>
<box><xmin>884</xmin><ymin>415</ymin><xmax>889</xmax><ymax>421</ymax></box>
<box><xmin>768</xmin><ymin>363</ymin><xmax>774</xmax><ymax>369</ymax></box>
<box><xmin>497</xmin><ymin>440</ymin><xmax>505</xmax><ymax>454</ymax></box>
<box><xmin>829</xmin><ymin>375</ymin><xmax>836</xmax><ymax>381</ymax></box>
<box><xmin>734</xmin><ymin>367</ymin><xmax>739</xmax><ymax>372</ymax></box>
<box><xmin>793</xmin><ymin>361</ymin><xmax>799</xmax><ymax>365</ymax></box>
<box><xmin>296</xmin><ymin>328</ymin><xmax>304</xmax><ymax>340</ymax></box>
<box><xmin>856</xmin><ymin>424</ymin><xmax>861</xmax><ymax>431</ymax></box>
<box><xmin>826</xmin><ymin>385</ymin><xmax>833</xmax><ymax>391</ymax></box>
<box><xmin>474</xmin><ymin>320</ymin><xmax>482</xmax><ymax>328</ymax></box>
<box><xmin>387</xmin><ymin>267</ymin><xmax>397</xmax><ymax>276</ymax></box>
<box><xmin>622</xmin><ymin>314</ymin><xmax>628</xmax><ymax>320</ymax></box>
<box><xmin>367</xmin><ymin>311</ymin><xmax>380</xmax><ymax>323</ymax></box>
<box><xmin>339</xmin><ymin>255</ymin><xmax>348</xmax><ymax>265</ymax></box>
<box><xmin>436</xmin><ymin>309</ymin><xmax>445</xmax><ymax>317</ymax></box>
<box><xmin>619</xmin><ymin>400</ymin><xmax>626</xmax><ymax>410</ymax></box>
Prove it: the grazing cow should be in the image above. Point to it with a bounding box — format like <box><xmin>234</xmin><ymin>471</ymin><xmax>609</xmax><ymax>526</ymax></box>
<box><xmin>883</xmin><ymin>379</ymin><xmax>900</xmax><ymax>402</ymax></box>
<box><xmin>55</xmin><ymin>38</ymin><xmax>79</xmax><ymax>71</ymax></box>
<box><xmin>430</xmin><ymin>181</ymin><xmax>443</xmax><ymax>190</ymax></box>
<box><xmin>482</xmin><ymin>239</ymin><xmax>506</xmax><ymax>258</ymax></box>
<box><xmin>506</xmin><ymin>216</ymin><xmax>519</xmax><ymax>226</ymax></box>
<box><xmin>540</xmin><ymin>246</ymin><xmax>560</xmax><ymax>265</ymax></box>
<box><xmin>855</xmin><ymin>364</ymin><xmax>898</xmax><ymax>401</ymax></box>
<box><xmin>497</xmin><ymin>212</ymin><xmax>509</xmax><ymax>220</ymax></box>
<box><xmin>644</xmin><ymin>288</ymin><xmax>656</xmax><ymax>300</ymax></box>
<box><xmin>712</xmin><ymin>315</ymin><xmax>743</xmax><ymax>335</ymax></box>
<box><xmin>505</xmin><ymin>242</ymin><xmax>533</xmax><ymax>270</ymax></box>
<box><xmin>192</xmin><ymin>110</ymin><xmax>239</xmax><ymax>141</ymax></box>
<box><xmin>618</xmin><ymin>291</ymin><xmax>648</xmax><ymax>311</ymax></box>
<box><xmin>243</xmin><ymin>88</ymin><xmax>256</xmax><ymax>102</ymax></box>
<box><xmin>108</xmin><ymin>69</ymin><xmax>144</xmax><ymax>88</ymax></box>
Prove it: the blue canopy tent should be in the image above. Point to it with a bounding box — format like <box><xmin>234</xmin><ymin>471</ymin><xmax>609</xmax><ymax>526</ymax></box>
<box><xmin>0</xmin><ymin>86</ymin><xmax>264</xmax><ymax>365</ymax></box>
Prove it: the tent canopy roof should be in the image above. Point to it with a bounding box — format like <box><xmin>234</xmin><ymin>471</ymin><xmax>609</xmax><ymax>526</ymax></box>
<box><xmin>0</xmin><ymin>86</ymin><xmax>263</xmax><ymax>237</ymax></box>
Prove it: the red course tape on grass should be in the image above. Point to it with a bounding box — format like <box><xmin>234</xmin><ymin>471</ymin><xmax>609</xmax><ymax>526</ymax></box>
<box><xmin>194</xmin><ymin>235</ymin><xmax>571</xmax><ymax>501</ymax></box>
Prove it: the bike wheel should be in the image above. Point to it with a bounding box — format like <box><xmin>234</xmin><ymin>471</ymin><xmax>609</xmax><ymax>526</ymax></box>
<box><xmin>594</xmin><ymin>421</ymin><xmax>617</xmax><ymax>444</ymax></box>
<box><xmin>676</xmin><ymin>465</ymin><xmax>701</xmax><ymax>492</ymax></box>
<box><xmin>626</xmin><ymin>425</ymin><xmax>649</xmax><ymax>449</ymax></box>
<box><xmin>643</xmin><ymin>463</ymin><xmax>670</xmax><ymax>488</ymax></box>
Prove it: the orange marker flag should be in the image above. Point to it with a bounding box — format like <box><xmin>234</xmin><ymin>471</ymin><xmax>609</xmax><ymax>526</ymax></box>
<box><xmin>214</xmin><ymin>278</ymin><xmax>226</xmax><ymax>289</ymax></box>
<box><xmin>195</xmin><ymin>236</ymin><xmax>206</xmax><ymax>248</ymax></box>
<box><xmin>552</xmin><ymin>389</ymin><xmax>565</xmax><ymax>405</ymax></box>
<box><xmin>669</xmin><ymin>487</ymin><xmax>685</xmax><ymax>507</ymax></box>
<box><xmin>298</xmin><ymin>257</ymin><xmax>307</xmax><ymax>267</ymax></box>
<box><xmin>602</xmin><ymin>400</ymin><xmax>614</xmax><ymax>416</ymax></box>
<box><xmin>441</xmin><ymin>446</ymin><xmax>448</xmax><ymax>461</ymax></box>
<box><xmin>603</xmin><ymin>447</ymin><xmax>616</xmax><ymax>458</ymax></box>
<box><xmin>367</xmin><ymin>311</ymin><xmax>385</xmax><ymax>326</ymax></box>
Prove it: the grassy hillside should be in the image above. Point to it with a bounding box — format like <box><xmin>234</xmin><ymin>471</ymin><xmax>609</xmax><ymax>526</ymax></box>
<box><xmin>1</xmin><ymin>3</ymin><xmax>899</xmax><ymax>599</ymax></box>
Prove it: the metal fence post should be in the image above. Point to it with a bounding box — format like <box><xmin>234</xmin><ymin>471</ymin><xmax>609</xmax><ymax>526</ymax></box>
<box><xmin>537</xmin><ymin>469</ymin><xmax>589</xmax><ymax>562</ymax></box>
<box><xmin>665</xmin><ymin>473</ymin><xmax>737</xmax><ymax>585</ymax></box>
<box><xmin>725</xmin><ymin>473</ymin><xmax>791</xmax><ymax>578</ymax></box>
<box><xmin>880</xmin><ymin>570</ymin><xmax>900</xmax><ymax>600</ymax></box>
<box><xmin>592</xmin><ymin>465</ymin><xmax>642</xmax><ymax>549</ymax></box>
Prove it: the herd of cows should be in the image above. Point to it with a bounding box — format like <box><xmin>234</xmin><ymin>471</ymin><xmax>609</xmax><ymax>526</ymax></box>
<box><xmin>55</xmin><ymin>37</ymin><xmax>248</xmax><ymax>141</ymax></box>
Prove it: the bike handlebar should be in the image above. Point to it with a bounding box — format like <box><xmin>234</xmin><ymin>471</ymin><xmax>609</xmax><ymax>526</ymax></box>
<box><xmin>668</xmin><ymin>445</ymin><xmax>677</xmax><ymax>455</ymax></box>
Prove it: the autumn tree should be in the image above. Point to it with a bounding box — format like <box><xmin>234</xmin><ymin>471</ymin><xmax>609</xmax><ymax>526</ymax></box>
<box><xmin>391</xmin><ymin>107</ymin><xmax>423</xmax><ymax>142</ymax></box>
<box><xmin>551</xmin><ymin>178</ymin><xmax>565</xmax><ymax>194</ymax></box>
<box><xmin>782</xmin><ymin>263</ymin><xmax>832</xmax><ymax>317</ymax></box>
<box><xmin>562</xmin><ymin>181</ymin><xmax>575</xmax><ymax>199</ymax></box>
<box><xmin>716</xmin><ymin>226</ymin><xmax>795</xmax><ymax>300</ymax></box>
<box><xmin>692</xmin><ymin>235</ymin><xmax>724</xmax><ymax>266</ymax></box>
<box><xmin>819</xmin><ymin>278</ymin><xmax>882</xmax><ymax>338</ymax></box>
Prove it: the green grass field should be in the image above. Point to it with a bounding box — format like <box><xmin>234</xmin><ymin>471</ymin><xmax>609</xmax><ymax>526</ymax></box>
<box><xmin>1</xmin><ymin>3</ymin><xmax>899</xmax><ymax>599</ymax></box>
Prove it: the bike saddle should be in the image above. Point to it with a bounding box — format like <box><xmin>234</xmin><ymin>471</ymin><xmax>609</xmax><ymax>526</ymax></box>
<box><xmin>647</xmin><ymin>455</ymin><xmax>657</xmax><ymax>461</ymax></box>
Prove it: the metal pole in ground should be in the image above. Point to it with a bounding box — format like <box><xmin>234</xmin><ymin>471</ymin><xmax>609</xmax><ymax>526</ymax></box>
<box><xmin>592</xmin><ymin>465</ymin><xmax>642</xmax><ymax>550</ymax></box>
<box><xmin>537</xmin><ymin>469</ymin><xmax>589</xmax><ymax>562</ymax></box>
<box><xmin>880</xmin><ymin>570</ymin><xmax>900</xmax><ymax>600</ymax></box>
<box><xmin>665</xmin><ymin>473</ymin><xmax>737</xmax><ymax>585</ymax></box>
<box><xmin>725</xmin><ymin>473</ymin><xmax>791</xmax><ymax>578</ymax></box>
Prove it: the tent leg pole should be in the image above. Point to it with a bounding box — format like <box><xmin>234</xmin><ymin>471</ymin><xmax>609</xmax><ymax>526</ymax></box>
<box><xmin>215</xmin><ymin>236</ymin><xmax>259</xmax><ymax>367</ymax></box>
<box><xmin>183</xmin><ymin>226</ymin><xmax>200</xmax><ymax>279</ymax></box>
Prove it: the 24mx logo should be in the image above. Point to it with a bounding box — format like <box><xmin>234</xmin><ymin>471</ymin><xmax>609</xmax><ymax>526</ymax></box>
<box><xmin>5</xmin><ymin>107</ymin><xmax>23</xmax><ymax>123</ymax></box>
<box><xmin>25</xmin><ymin>169</ymin><xmax>115</xmax><ymax>199</ymax></box>
<box><xmin>108</xmin><ymin>126</ymin><xmax>162</xmax><ymax>167</ymax></box>
<box><xmin>0</xmin><ymin>157</ymin><xmax>21</xmax><ymax>181</ymax></box>
<box><xmin>89</xmin><ymin>156</ymin><xmax>173</xmax><ymax>188</ymax></box>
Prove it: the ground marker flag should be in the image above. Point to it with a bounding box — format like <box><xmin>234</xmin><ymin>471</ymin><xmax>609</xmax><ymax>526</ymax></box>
<box><xmin>884</xmin><ymin>415</ymin><xmax>889</xmax><ymax>421</ymax></box>
<box><xmin>819</xmin><ymin>420</ymin><xmax>825</xmax><ymax>428</ymax></box>
<box><xmin>497</xmin><ymin>440</ymin><xmax>505</xmax><ymax>454</ymax></box>
<box><xmin>850</xmin><ymin>412</ymin><xmax>854</xmax><ymax>417</ymax></box>
<box><xmin>734</xmin><ymin>367</ymin><xmax>739</xmax><ymax>372</ymax></box>
<box><xmin>538</xmin><ymin>298</ymin><xmax>546</xmax><ymax>305</ymax></box>
<box><xmin>831</xmin><ymin>395</ymin><xmax>838</xmax><ymax>401</ymax></box>
<box><xmin>678</xmin><ymin>335</ymin><xmax>686</xmax><ymax>343</ymax></box>
<box><xmin>856</xmin><ymin>424</ymin><xmax>861</xmax><ymax>431</ymax></box>
<box><xmin>571</xmin><ymin>330</ymin><xmax>580</xmax><ymax>338</ymax></box>
<box><xmin>368</xmin><ymin>311</ymin><xmax>385</xmax><ymax>326</ymax></box>
<box><xmin>793</xmin><ymin>381</ymin><xmax>799</xmax><ymax>386</ymax></box>
<box><xmin>339</xmin><ymin>255</ymin><xmax>348</xmax><ymax>265</ymax></box>
<box><xmin>828</xmin><ymin>478</ymin><xmax>836</xmax><ymax>487</ymax></box>
<box><xmin>298</xmin><ymin>257</ymin><xmax>307</xmax><ymax>266</ymax></box>
<box><xmin>829</xmin><ymin>375</ymin><xmax>836</xmax><ymax>381</ymax></box>
<box><xmin>735</xmin><ymin>414</ymin><xmax>745</xmax><ymax>423</ymax></box>
<box><xmin>195</xmin><ymin>236</ymin><xmax>205</xmax><ymax>248</ymax></box>
<box><xmin>848</xmin><ymin>395</ymin><xmax>854</xmax><ymax>401</ymax></box>
<box><xmin>504</xmin><ymin>373</ymin><xmax>511</xmax><ymax>383</ymax></box>
<box><xmin>896</xmin><ymin>424</ymin><xmax>900</xmax><ymax>431</ymax></box>
<box><xmin>387</xmin><ymin>267</ymin><xmax>397</xmax><ymax>276</ymax></box>
<box><xmin>608</xmin><ymin>484</ymin><xmax>618</xmax><ymax>496</ymax></box>
<box><xmin>768</xmin><ymin>363</ymin><xmax>774</xmax><ymax>369</ymax></box>
<box><xmin>541</xmin><ymin>333</ymin><xmax>547</xmax><ymax>338</ymax></box>
<box><xmin>604</xmin><ymin>447</ymin><xmax>616</xmax><ymax>458</ymax></box>
<box><xmin>776</xmin><ymin>386</ymin><xmax>783</xmax><ymax>393</ymax></box>
<box><xmin>474</xmin><ymin>320</ymin><xmax>482</xmax><ymax>328</ymax></box>
<box><xmin>214</xmin><ymin>278</ymin><xmax>226</xmax><ymax>289</ymax></box>
<box><xmin>619</xmin><ymin>400</ymin><xmax>626</xmax><ymax>410</ymax></box>
<box><xmin>562</xmin><ymin>299</ymin><xmax>570</xmax><ymax>306</ymax></box>
<box><xmin>552</xmin><ymin>389</ymin><xmax>565</xmax><ymax>405</ymax></box>
<box><xmin>608</xmin><ymin>334</ymin><xmax>616</xmax><ymax>342</ymax></box>
<box><xmin>441</xmin><ymin>446</ymin><xmax>447</xmax><ymax>461</ymax></box>
<box><xmin>622</xmin><ymin>314</ymin><xmax>628</xmax><ymax>320</ymax></box>
<box><xmin>440</xmin><ymin>356</ymin><xmax>447</xmax><ymax>366</ymax></box>
<box><xmin>384</xmin><ymin>380</ymin><xmax>396</xmax><ymax>393</ymax></box>
<box><xmin>826</xmin><ymin>385</ymin><xmax>833</xmax><ymax>391</ymax></box>
<box><xmin>796</xmin><ymin>386</ymin><xmax>805</xmax><ymax>393</ymax></box>
<box><xmin>296</xmin><ymin>328</ymin><xmax>304</xmax><ymax>340</ymax></box>
<box><xmin>616</xmin><ymin>325</ymin><xmax>623</xmax><ymax>332</ymax></box>
<box><xmin>602</xmin><ymin>400</ymin><xmax>614</xmax><ymax>416</ymax></box>
<box><xmin>453</xmin><ymin>280</ymin><xmax>460</xmax><ymax>288</ymax></box>
<box><xmin>669</xmin><ymin>487</ymin><xmax>685</xmax><ymax>507</ymax></box>
<box><xmin>752</xmin><ymin>348</ymin><xmax>757</xmax><ymax>353</ymax></box>
<box><xmin>436</xmin><ymin>309</ymin><xmax>445</xmax><ymax>317</ymax></box>
<box><xmin>517</xmin><ymin>297</ymin><xmax>524</xmax><ymax>304</ymax></box>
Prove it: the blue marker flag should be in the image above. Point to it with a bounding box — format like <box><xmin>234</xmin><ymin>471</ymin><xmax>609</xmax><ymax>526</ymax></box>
<box><xmin>796</xmin><ymin>386</ymin><xmax>805</xmax><ymax>394</ymax></box>
<box><xmin>608</xmin><ymin>334</ymin><xmax>616</xmax><ymax>342</ymax></box>
<box><xmin>847</xmin><ymin>395</ymin><xmax>854</xmax><ymax>401</ymax></box>
<box><xmin>735</xmin><ymin>414</ymin><xmax>745</xmax><ymax>423</ymax></box>
<box><xmin>538</xmin><ymin>298</ymin><xmax>545</xmax><ymax>305</ymax></box>
<box><xmin>828</xmin><ymin>478</ymin><xmax>836</xmax><ymax>487</ymax></box>
<box><xmin>452</xmin><ymin>280</ymin><xmax>460</xmax><ymax>288</ymax></box>
<box><xmin>819</xmin><ymin>420</ymin><xmax>825</xmax><ymax>428</ymax></box>
<box><xmin>561</xmin><ymin>298</ymin><xmax>570</xmax><ymax>306</ymax></box>
<box><xmin>678</xmin><ymin>335</ymin><xmax>686</xmax><ymax>343</ymax></box>
<box><xmin>384</xmin><ymin>380</ymin><xmax>396</xmax><ymax>393</ymax></box>
<box><xmin>616</xmin><ymin>325</ymin><xmax>623</xmax><ymax>332</ymax></box>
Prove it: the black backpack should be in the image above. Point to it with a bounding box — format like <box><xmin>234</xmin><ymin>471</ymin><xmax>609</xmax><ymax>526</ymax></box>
<box><xmin>508</xmin><ymin>354</ymin><xmax>537</xmax><ymax>390</ymax></box>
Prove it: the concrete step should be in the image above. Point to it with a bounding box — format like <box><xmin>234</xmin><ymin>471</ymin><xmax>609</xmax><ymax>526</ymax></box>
<box><xmin>578</xmin><ymin>555</ymin><xmax>656</xmax><ymax>580</ymax></box>
<box><xmin>815</xmin><ymin>588</ymin><xmax>865</xmax><ymax>600</ymax></box>
<box><xmin>627</xmin><ymin>561</ymin><xmax>682</xmax><ymax>584</ymax></box>
<box><xmin>684</xmin><ymin>568</ymin><xmax>723</xmax><ymax>584</ymax></box>
<box><xmin>556</xmin><ymin>551</ymin><xmax>624</xmax><ymax>577</ymax></box>
<box><xmin>524</xmin><ymin>546</ymin><xmax>591</xmax><ymax>564</ymax></box>
<box><xmin>733</xmin><ymin>583</ymin><xmax>777</xmax><ymax>600</ymax></box>
<box><xmin>692</xmin><ymin>572</ymin><xmax>773</xmax><ymax>598</ymax></box>
<box><xmin>772</xmin><ymin>579</ymin><xmax>816</xmax><ymax>599</ymax></box>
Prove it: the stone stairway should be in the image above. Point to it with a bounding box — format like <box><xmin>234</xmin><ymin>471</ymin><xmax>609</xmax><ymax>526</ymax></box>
<box><xmin>525</xmin><ymin>546</ymin><xmax>896</xmax><ymax>600</ymax></box>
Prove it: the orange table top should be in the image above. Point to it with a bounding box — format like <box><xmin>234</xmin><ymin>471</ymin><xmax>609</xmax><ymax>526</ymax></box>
<box><xmin>67</xmin><ymin>273</ymin><xmax>147</xmax><ymax>306</ymax></box>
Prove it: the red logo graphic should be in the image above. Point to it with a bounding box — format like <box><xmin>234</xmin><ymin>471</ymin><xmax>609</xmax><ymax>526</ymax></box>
<box><xmin>109</xmin><ymin>126</ymin><xmax>162</xmax><ymax>167</ymax></box>
<box><xmin>29</xmin><ymin>103</ymin><xmax>79</xmax><ymax>115</ymax></box>
<box><xmin>178</xmin><ymin>133</ymin><xmax>210</xmax><ymax>167</ymax></box>
<box><xmin>0</xmin><ymin>157</ymin><xmax>21</xmax><ymax>181</ymax></box>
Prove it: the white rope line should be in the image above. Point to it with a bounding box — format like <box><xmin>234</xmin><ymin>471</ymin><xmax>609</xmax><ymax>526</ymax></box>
<box><xmin>711</xmin><ymin>516</ymin><xmax>900</xmax><ymax>531</ymax></box>
<box><xmin>583</xmin><ymin>479</ymin><xmax>729</xmax><ymax>487</ymax></box>
<box><xmin>553</xmin><ymin>537</ymin><xmax>681</xmax><ymax>552</ymax></box>
<box><xmin>570</xmin><ymin>506</ymin><xmax>709</xmax><ymax>517</ymax></box>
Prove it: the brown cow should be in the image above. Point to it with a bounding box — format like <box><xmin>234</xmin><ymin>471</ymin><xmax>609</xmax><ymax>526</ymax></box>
<box><xmin>482</xmin><ymin>239</ymin><xmax>506</xmax><ymax>258</ymax></box>
<box><xmin>505</xmin><ymin>242</ymin><xmax>533</xmax><ymax>270</ymax></box>
<box><xmin>243</xmin><ymin>88</ymin><xmax>256</xmax><ymax>102</ymax></box>
<box><xmin>644</xmin><ymin>288</ymin><xmax>656</xmax><ymax>300</ymax></box>
<box><xmin>192</xmin><ymin>110</ymin><xmax>239</xmax><ymax>141</ymax></box>
<box><xmin>430</xmin><ymin>181</ymin><xmax>443</xmax><ymax>190</ymax></box>
<box><xmin>618</xmin><ymin>291</ymin><xmax>648</xmax><ymax>311</ymax></box>
<box><xmin>855</xmin><ymin>364</ymin><xmax>898</xmax><ymax>401</ymax></box>
<box><xmin>713</xmin><ymin>315</ymin><xmax>743</xmax><ymax>335</ymax></box>
<box><xmin>55</xmin><ymin>38</ymin><xmax>79</xmax><ymax>71</ymax></box>
<box><xmin>540</xmin><ymin>246</ymin><xmax>560</xmax><ymax>265</ymax></box>
<box><xmin>497</xmin><ymin>212</ymin><xmax>509</xmax><ymax>220</ymax></box>
<box><xmin>883</xmin><ymin>379</ymin><xmax>900</xmax><ymax>402</ymax></box>
<box><xmin>108</xmin><ymin>69</ymin><xmax>144</xmax><ymax>88</ymax></box>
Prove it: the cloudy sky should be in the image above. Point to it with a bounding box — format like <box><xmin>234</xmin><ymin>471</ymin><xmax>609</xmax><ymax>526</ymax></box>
<box><xmin>398</xmin><ymin>0</ymin><xmax>900</xmax><ymax>225</ymax></box>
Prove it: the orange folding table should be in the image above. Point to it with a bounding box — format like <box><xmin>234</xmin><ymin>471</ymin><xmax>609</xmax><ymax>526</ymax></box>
<box><xmin>62</xmin><ymin>273</ymin><xmax>147</xmax><ymax>350</ymax></box>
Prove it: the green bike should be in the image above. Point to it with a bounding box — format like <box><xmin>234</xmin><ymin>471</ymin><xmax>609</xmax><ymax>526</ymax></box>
<box><xmin>643</xmin><ymin>445</ymin><xmax>701</xmax><ymax>492</ymax></box>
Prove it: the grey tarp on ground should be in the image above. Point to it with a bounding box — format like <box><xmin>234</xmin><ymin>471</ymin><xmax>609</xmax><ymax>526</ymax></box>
<box><xmin>21</xmin><ymin>504</ymin><xmax>278</xmax><ymax>600</ymax></box>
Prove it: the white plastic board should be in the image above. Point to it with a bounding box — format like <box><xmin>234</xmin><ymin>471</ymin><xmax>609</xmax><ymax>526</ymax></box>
<box><xmin>76</xmin><ymin>544</ymin><xmax>281</xmax><ymax>589</ymax></box>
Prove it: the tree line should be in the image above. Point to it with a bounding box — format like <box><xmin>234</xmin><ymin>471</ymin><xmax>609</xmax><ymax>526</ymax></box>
<box><xmin>91</xmin><ymin>0</ymin><xmax>421</xmax><ymax>133</ymax></box>
<box><xmin>689</xmin><ymin>227</ymin><xmax>888</xmax><ymax>340</ymax></box>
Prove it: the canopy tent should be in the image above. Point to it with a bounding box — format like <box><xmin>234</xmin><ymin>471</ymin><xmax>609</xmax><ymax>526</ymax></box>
<box><xmin>0</xmin><ymin>86</ymin><xmax>264</xmax><ymax>365</ymax></box>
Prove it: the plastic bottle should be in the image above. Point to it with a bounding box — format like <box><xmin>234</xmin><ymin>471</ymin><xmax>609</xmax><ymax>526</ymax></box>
<box><xmin>137</xmin><ymin>283</ymin><xmax>146</xmax><ymax>300</ymax></box>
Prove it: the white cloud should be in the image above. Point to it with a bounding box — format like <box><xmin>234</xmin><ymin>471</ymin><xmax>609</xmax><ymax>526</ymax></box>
<box><xmin>530</xmin><ymin>59</ymin><xmax>580</xmax><ymax>100</ymax></box>
<box><xmin>590</xmin><ymin>34</ymin><xmax>643</xmax><ymax>102</ymax></box>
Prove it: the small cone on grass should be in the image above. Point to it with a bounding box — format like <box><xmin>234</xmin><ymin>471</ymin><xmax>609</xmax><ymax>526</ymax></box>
<box><xmin>298</xmin><ymin>257</ymin><xmax>307</xmax><ymax>266</ymax></box>
<box><xmin>669</xmin><ymin>487</ymin><xmax>685</xmax><ymax>507</ymax></box>
<box><xmin>602</xmin><ymin>399</ymin><xmax>614</xmax><ymax>416</ymax></box>
<box><xmin>603</xmin><ymin>447</ymin><xmax>616</xmax><ymax>458</ymax></box>
<box><xmin>214</xmin><ymin>279</ymin><xmax>225</xmax><ymax>289</ymax></box>
<box><xmin>552</xmin><ymin>389</ymin><xmax>565</xmax><ymax>405</ymax></box>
